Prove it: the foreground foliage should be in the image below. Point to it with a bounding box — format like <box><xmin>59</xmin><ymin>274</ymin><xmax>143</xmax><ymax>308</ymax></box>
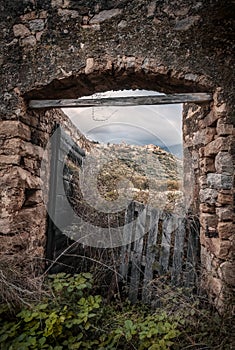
<box><xmin>0</xmin><ymin>273</ymin><xmax>233</xmax><ymax>350</ymax></box>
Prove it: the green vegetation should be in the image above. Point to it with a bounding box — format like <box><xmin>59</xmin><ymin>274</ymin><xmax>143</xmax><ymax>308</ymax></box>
<box><xmin>0</xmin><ymin>273</ymin><xmax>233</xmax><ymax>350</ymax></box>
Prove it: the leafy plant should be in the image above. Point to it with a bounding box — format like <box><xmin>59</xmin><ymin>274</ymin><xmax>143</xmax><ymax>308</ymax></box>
<box><xmin>1</xmin><ymin>272</ymin><xmax>233</xmax><ymax>349</ymax></box>
<box><xmin>0</xmin><ymin>273</ymin><xmax>102</xmax><ymax>350</ymax></box>
<box><xmin>0</xmin><ymin>273</ymin><xmax>181</xmax><ymax>350</ymax></box>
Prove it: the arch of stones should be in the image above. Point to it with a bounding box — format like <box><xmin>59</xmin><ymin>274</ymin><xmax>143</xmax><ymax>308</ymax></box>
<box><xmin>0</xmin><ymin>1</ymin><xmax>234</xmax><ymax>312</ymax></box>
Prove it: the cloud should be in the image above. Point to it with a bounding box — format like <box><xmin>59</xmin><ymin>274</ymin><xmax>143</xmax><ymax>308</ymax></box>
<box><xmin>63</xmin><ymin>90</ymin><xmax>182</xmax><ymax>146</ymax></box>
<box><xmin>86</xmin><ymin>123</ymin><xmax>166</xmax><ymax>146</ymax></box>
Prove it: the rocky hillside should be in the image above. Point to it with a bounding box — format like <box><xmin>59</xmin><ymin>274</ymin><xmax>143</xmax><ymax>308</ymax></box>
<box><xmin>81</xmin><ymin>142</ymin><xmax>184</xmax><ymax>213</ymax></box>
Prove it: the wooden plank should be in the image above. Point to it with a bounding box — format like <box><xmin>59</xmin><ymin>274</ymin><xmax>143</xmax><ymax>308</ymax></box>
<box><xmin>185</xmin><ymin>218</ymin><xmax>200</xmax><ymax>288</ymax></box>
<box><xmin>54</xmin><ymin>160</ymin><xmax>66</xmax><ymax>196</ymax></box>
<box><xmin>159</xmin><ymin>213</ymin><xmax>175</xmax><ymax>275</ymax></box>
<box><xmin>29</xmin><ymin>93</ymin><xmax>212</xmax><ymax>109</ymax></box>
<box><xmin>171</xmin><ymin>217</ymin><xmax>186</xmax><ymax>286</ymax></box>
<box><xmin>142</xmin><ymin>207</ymin><xmax>160</xmax><ymax>303</ymax></box>
<box><xmin>119</xmin><ymin>201</ymin><xmax>135</xmax><ymax>280</ymax></box>
<box><xmin>129</xmin><ymin>204</ymin><xmax>146</xmax><ymax>303</ymax></box>
<box><xmin>46</xmin><ymin>123</ymin><xmax>61</xmax><ymax>268</ymax></box>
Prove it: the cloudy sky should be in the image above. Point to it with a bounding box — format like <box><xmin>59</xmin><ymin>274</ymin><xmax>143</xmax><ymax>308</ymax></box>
<box><xmin>63</xmin><ymin>90</ymin><xmax>182</xmax><ymax>149</ymax></box>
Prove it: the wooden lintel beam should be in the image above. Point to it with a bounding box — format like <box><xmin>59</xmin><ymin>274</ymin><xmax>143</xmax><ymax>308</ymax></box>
<box><xmin>29</xmin><ymin>93</ymin><xmax>212</xmax><ymax>109</ymax></box>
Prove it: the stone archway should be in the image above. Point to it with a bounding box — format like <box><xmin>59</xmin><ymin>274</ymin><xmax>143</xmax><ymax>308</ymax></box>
<box><xmin>0</xmin><ymin>1</ymin><xmax>234</xmax><ymax>312</ymax></box>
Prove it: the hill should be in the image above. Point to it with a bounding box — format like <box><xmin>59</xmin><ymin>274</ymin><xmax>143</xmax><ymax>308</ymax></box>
<box><xmin>80</xmin><ymin>143</ymin><xmax>184</xmax><ymax>213</ymax></box>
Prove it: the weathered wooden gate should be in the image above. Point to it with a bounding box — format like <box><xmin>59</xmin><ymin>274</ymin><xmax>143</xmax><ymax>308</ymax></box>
<box><xmin>46</xmin><ymin>125</ymin><xmax>200</xmax><ymax>302</ymax></box>
<box><xmin>119</xmin><ymin>201</ymin><xmax>200</xmax><ymax>303</ymax></box>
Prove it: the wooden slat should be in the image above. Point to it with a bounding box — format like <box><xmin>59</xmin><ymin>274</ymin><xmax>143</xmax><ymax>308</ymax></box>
<box><xmin>159</xmin><ymin>213</ymin><xmax>175</xmax><ymax>275</ymax></box>
<box><xmin>46</xmin><ymin>123</ymin><xmax>61</xmax><ymax>267</ymax></box>
<box><xmin>185</xmin><ymin>218</ymin><xmax>200</xmax><ymax>288</ymax></box>
<box><xmin>171</xmin><ymin>217</ymin><xmax>186</xmax><ymax>286</ymax></box>
<box><xmin>29</xmin><ymin>93</ymin><xmax>212</xmax><ymax>108</ymax></box>
<box><xmin>129</xmin><ymin>204</ymin><xmax>146</xmax><ymax>303</ymax></box>
<box><xmin>142</xmin><ymin>208</ymin><xmax>160</xmax><ymax>303</ymax></box>
<box><xmin>119</xmin><ymin>201</ymin><xmax>135</xmax><ymax>280</ymax></box>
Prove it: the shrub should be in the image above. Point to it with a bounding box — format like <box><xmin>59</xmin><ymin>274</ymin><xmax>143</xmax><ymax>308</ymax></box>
<box><xmin>0</xmin><ymin>273</ymin><xmax>180</xmax><ymax>350</ymax></box>
<box><xmin>1</xmin><ymin>273</ymin><xmax>233</xmax><ymax>349</ymax></box>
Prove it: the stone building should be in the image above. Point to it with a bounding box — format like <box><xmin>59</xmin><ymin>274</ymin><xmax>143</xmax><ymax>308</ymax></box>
<box><xmin>0</xmin><ymin>1</ymin><xmax>234</xmax><ymax>311</ymax></box>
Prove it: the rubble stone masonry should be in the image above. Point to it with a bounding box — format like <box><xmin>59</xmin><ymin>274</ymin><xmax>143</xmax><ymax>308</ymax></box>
<box><xmin>183</xmin><ymin>88</ymin><xmax>234</xmax><ymax>312</ymax></box>
<box><xmin>0</xmin><ymin>1</ymin><xmax>234</xmax><ymax>312</ymax></box>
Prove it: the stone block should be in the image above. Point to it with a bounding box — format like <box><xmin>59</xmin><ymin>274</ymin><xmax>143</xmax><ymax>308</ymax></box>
<box><xmin>0</xmin><ymin>168</ymin><xmax>20</xmax><ymax>188</ymax></box>
<box><xmin>0</xmin><ymin>121</ymin><xmax>31</xmax><ymax>140</ymax></box>
<box><xmin>199</xmin><ymin>188</ymin><xmax>218</xmax><ymax>204</ymax></box>
<box><xmin>20</xmin><ymin>35</ymin><xmax>37</xmax><ymax>47</ymax></box>
<box><xmin>200</xmin><ymin>246</ymin><xmax>213</xmax><ymax>272</ymax></box>
<box><xmin>0</xmin><ymin>218</ymin><xmax>13</xmax><ymax>234</ymax></box>
<box><xmin>0</xmin><ymin>155</ymin><xmax>21</xmax><ymax>165</ymax></box>
<box><xmin>218</xmin><ymin>189</ymin><xmax>233</xmax><ymax>195</ymax></box>
<box><xmin>13</xmin><ymin>205</ymin><xmax>46</xmax><ymax>232</ymax></box>
<box><xmin>184</xmin><ymin>135</ymin><xmax>193</xmax><ymax>148</ymax></box>
<box><xmin>13</xmin><ymin>24</ymin><xmax>30</xmax><ymax>37</ymax></box>
<box><xmin>200</xmin><ymin>213</ymin><xmax>218</xmax><ymax>230</ymax></box>
<box><xmin>85</xmin><ymin>57</ymin><xmax>94</xmax><ymax>74</ymax></box>
<box><xmin>147</xmin><ymin>1</ymin><xmax>156</xmax><ymax>17</ymax></box>
<box><xmin>125</xmin><ymin>56</ymin><xmax>136</xmax><ymax>70</ymax></box>
<box><xmin>191</xmin><ymin>150</ymin><xmax>199</xmax><ymax>169</ymax></box>
<box><xmin>204</xmin><ymin>137</ymin><xmax>230</xmax><ymax>156</ymax></box>
<box><xmin>216</xmin><ymin>207</ymin><xmax>234</xmax><ymax>221</ymax></box>
<box><xmin>207</xmin><ymin>276</ymin><xmax>223</xmax><ymax>296</ymax></box>
<box><xmin>20</xmin><ymin>11</ymin><xmax>37</xmax><ymax>21</ymax></box>
<box><xmin>214</xmin><ymin>103</ymin><xmax>227</xmax><ymax>118</ymax></box>
<box><xmin>213</xmin><ymin>87</ymin><xmax>224</xmax><ymax>107</ymax></box>
<box><xmin>18</xmin><ymin>167</ymin><xmax>43</xmax><ymax>189</ymax></box>
<box><xmin>199</xmin><ymin>175</ymin><xmax>207</xmax><ymax>188</ymax></box>
<box><xmin>23</xmin><ymin>158</ymin><xmax>39</xmax><ymax>172</ymax></box>
<box><xmin>206</xmin><ymin>237</ymin><xmax>231</xmax><ymax>259</ymax></box>
<box><xmin>216</xmin><ymin>192</ymin><xmax>233</xmax><ymax>205</ymax></box>
<box><xmin>1</xmin><ymin>138</ymin><xmax>21</xmax><ymax>155</ymax></box>
<box><xmin>58</xmin><ymin>9</ymin><xmax>81</xmax><ymax>20</ymax></box>
<box><xmin>199</xmin><ymin>157</ymin><xmax>215</xmax><ymax>173</ymax></box>
<box><xmin>0</xmin><ymin>187</ymin><xmax>25</xmax><ymax>216</ymax></box>
<box><xmin>198</xmin><ymin>147</ymin><xmax>205</xmax><ymax>158</ymax></box>
<box><xmin>228</xmin><ymin>236</ymin><xmax>235</xmax><ymax>260</ymax></box>
<box><xmin>193</xmin><ymin>127</ymin><xmax>215</xmax><ymax>146</ymax></box>
<box><xmin>0</xmin><ymin>166</ymin><xmax>42</xmax><ymax>189</ymax></box>
<box><xmin>36</xmin><ymin>31</ymin><xmax>43</xmax><ymax>41</ymax></box>
<box><xmin>216</xmin><ymin>119</ymin><xmax>233</xmax><ymax>136</ymax></box>
<box><xmin>24</xmin><ymin>190</ymin><xmax>43</xmax><ymax>206</ymax></box>
<box><xmin>29</xmin><ymin>19</ymin><xmax>45</xmax><ymax>32</ymax></box>
<box><xmin>174</xmin><ymin>16</ymin><xmax>200</xmax><ymax>31</ymax></box>
<box><xmin>200</xmin><ymin>203</ymin><xmax>215</xmax><ymax>214</ymax></box>
<box><xmin>215</xmin><ymin>152</ymin><xmax>234</xmax><ymax>174</ymax></box>
<box><xmin>217</xmin><ymin>222</ymin><xmax>234</xmax><ymax>239</ymax></box>
<box><xmin>207</xmin><ymin>173</ymin><xmax>233</xmax><ymax>190</ymax></box>
<box><xmin>89</xmin><ymin>9</ymin><xmax>122</xmax><ymax>24</ymax></box>
<box><xmin>219</xmin><ymin>261</ymin><xmax>235</xmax><ymax>286</ymax></box>
<box><xmin>199</xmin><ymin>111</ymin><xmax>220</xmax><ymax>128</ymax></box>
<box><xmin>23</xmin><ymin>142</ymin><xmax>44</xmax><ymax>159</ymax></box>
<box><xmin>1</xmin><ymin>139</ymin><xmax>44</xmax><ymax>161</ymax></box>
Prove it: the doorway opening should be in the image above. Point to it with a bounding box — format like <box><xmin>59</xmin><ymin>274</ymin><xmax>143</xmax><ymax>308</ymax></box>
<box><xmin>38</xmin><ymin>87</ymin><xmax>203</xmax><ymax>302</ymax></box>
<box><xmin>24</xmin><ymin>61</ymin><xmax>213</xmax><ymax>303</ymax></box>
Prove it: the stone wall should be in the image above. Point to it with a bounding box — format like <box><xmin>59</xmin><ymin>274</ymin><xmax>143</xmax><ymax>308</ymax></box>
<box><xmin>0</xmin><ymin>108</ymin><xmax>92</xmax><ymax>275</ymax></box>
<box><xmin>0</xmin><ymin>0</ymin><xmax>234</xmax><ymax>311</ymax></box>
<box><xmin>183</xmin><ymin>88</ymin><xmax>235</xmax><ymax>312</ymax></box>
